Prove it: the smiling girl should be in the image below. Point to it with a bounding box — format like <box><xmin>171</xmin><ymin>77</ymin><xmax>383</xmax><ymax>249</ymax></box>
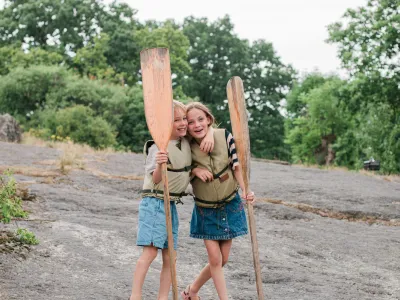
<box><xmin>181</xmin><ymin>102</ymin><xmax>255</xmax><ymax>300</ymax></box>
<box><xmin>129</xmin><ymin>100</ymin><xmax>214</xmax><ymax>300</ymax></box>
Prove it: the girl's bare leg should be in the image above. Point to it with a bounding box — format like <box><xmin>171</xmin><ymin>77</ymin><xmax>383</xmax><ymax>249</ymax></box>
<box><xmin>130</xmin><ymin>246</ymin><xmax>158</xmax><ymax>300</ymax></box>
<box><xmin>189</xmin><ymin>240</ymin><xmax>232</xmax><ymax>297</ymax></box>
<box><xmin>158</xmin><ymin>248</ymin><xmax>176</xmax><ymax>300</ymax></box>
<box><xmin>199</xmin><ymin>240</ymin><xmax>230</xmax><ymax>300</ymax></box>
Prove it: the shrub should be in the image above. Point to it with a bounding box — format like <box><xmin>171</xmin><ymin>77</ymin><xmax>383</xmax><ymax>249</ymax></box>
<box><xmin>116</xmin><ymin>85</ymin><xmax>150</xmax><ymax>152</ymax></box>
<box><xmin>0</xmin><ymin>171</ymin><xmax>27</xmax><ymax>223</ymax></box>
<box><xmin>35</xmin><ymin>105</ymin><xmax>116</xmax><ymax>149</ymax></box>
<box><xmin>0</xmin><ymin>66</ymin><xmax>68</xmax><ymax>121</ymax></box>
<box><xmin>45</xmin><ymin>76</ymin><xmax>129</xmax><ymax>130</ymax></box>
<box><xmin>16</xmin><ymin>228</ymin><xmax>39</xmax><ymax>245</ymax></box>
<box><xmin>0</xmin><ymin>65</ymin><xmax>152</xmax><ymax>152</ymax></box>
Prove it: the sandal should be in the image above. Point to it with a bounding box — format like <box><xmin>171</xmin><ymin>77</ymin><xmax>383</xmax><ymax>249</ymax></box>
<box><xmin>181</xmin><ymin>284</ymin><xmax>201</xmax><ymax>300</ymax></box>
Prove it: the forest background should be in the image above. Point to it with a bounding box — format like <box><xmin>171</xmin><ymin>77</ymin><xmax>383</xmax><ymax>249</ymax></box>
<box><xmin>0</xmin><ymin>0</ymin><xmax>398</xmax><ymax>173</ymax></box>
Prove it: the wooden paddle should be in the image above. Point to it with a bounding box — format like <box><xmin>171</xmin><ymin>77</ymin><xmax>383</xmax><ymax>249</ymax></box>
<box><xmin>140</xmin><ymin>48</ymin><xmax>178</xmax><ymax>300</ymax></box>
<box><xmin>227</xmin><ymin>76</ymin><xmax>265</xmax><ymax>299</ymax></box>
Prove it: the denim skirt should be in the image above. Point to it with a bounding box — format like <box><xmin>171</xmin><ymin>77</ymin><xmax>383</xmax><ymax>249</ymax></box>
<box><xmin>190</xmin><ymin>193</ymin><xmax>248</xmax><ymax>240</ymax></box>
<box><xmin>136</xmin><ymin>197</ymin><xmax>179</xmax><ymax>249</ymax></box>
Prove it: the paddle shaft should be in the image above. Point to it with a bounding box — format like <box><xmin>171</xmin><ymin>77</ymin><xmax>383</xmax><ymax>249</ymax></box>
<box><xmin>227</xmin><ymin>77</ymin><xmax>264</xmax><ymax>299</ymax></box>
<box><xmin>240</xmin><ymin>170</ymin><xmax>264</xmax><ymax>299</ymax></box>
<box><xmin>247</xmin><ymin>201</ymin><xmax>264</xmax><ymax>299</ymax></box>
<box><xmin>161</xmin><ymin>163</ymin><xmax>178</xmax><ymax>299</ymax></box>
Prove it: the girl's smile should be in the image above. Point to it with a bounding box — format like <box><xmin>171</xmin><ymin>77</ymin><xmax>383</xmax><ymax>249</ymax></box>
<box><xmin>170</xmin><ymin>109</ymin><xmax>188</xmax><ymax>140</ymax></box>
<box><xmin>187</xmin><ymin>108</ymin><xmax>211</xmax><ymax>141</ymax></box>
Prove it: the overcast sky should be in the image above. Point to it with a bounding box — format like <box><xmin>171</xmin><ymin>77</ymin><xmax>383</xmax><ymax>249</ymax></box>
<box><xmin>1</xmin><ymin>0</ymin><xmax>367</xmax><ymax>76</ymax></box>
<box><xmin>122</xmin><ymin>0</ymin><xmax>367</xmax><ymax>77</ymax></box>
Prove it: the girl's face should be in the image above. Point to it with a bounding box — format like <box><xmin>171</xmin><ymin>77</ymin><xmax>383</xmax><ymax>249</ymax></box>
<box><xmin>170</xmin><ymin>108</ymin><xmax>188</xmax><ymax>140</ymax></box>
<box><xmin>187</xmin><ymin>108</ymin><xmax>211</xmax><ymax>140</ymax></box>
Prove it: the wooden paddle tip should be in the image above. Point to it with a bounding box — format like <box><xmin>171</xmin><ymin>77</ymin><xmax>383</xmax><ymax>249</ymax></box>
<box><xmin>140</xmin><ymin>47</ymin><xmax>169</xmax><ymax>55</ymax></box>
<box><xmin>227</xmin><ymin>76</ymin><xmax>243</xmax><ymax>86</ymax></box>
<box><xmin>226</xmin><ymin>77</ymin><xmax>244</xmax><ymax>94</ymax></box>
<box><xmin>140</xmin><ymin>48</ymin><xmax>169</xmax><ymax>63</ymax></box>
<box><xmin>226</xmin><ymin>77</ymin><xmax>245</xmax><ymax>98</ymax></box>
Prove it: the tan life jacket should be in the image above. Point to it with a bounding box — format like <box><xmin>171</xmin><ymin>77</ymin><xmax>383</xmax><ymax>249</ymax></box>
<box><xmin>191</xmin><ymin>128</ymin><xmax>238</xmax><ymax>208</ymax></box>
<box><xmin>142</xmin><ymin>138</ymin><xmax>192</xmax><ymax>201</ymax></box>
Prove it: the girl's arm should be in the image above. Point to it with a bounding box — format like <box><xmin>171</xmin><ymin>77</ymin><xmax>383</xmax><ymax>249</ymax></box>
<box><xmin>233</xmin><ymin>164</ymin><xmax>246</xmax><ymax>194</ymax></box>
<box><xmin>199</xmin><ymin>126</ymin><xmax>214</xmax><ymax>153</ymax></box>
<box><xmin>227</xmin><ymin>130</ymin><xmax>255</xmax><ymax>203</ymax></box>
<box><xmin>233</xmin><ymin>166</ymin><xmax>255</xmax><ymax>203</ymax></box>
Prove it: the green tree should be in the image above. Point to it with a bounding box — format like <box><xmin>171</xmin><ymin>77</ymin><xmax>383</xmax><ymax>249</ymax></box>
<box><xmin>0</xmin><ymin>0</ymin><xmax>141</xmax><ymax>84</ymax></box>
<box><xmin>182</xmin><ymin>15</ymin><xmax>295</xmax><ymax>158</ymax></box>
<box><xmin>328</xmin><ymin>0</ymin><xmax>400</xmax><ymax>115</ymax></box>
<box><xmin>327</xmin><ymin>0</ymin><xmax>400</xmax><ymax>173</ymax></box>
<box><xmin>286</xmin><ymin>78</ymin><xmax>348</xmax><ymax>164</ymax></box>
<box><xmin>0</xmin><ymin>46</ymin><xmax>64</xmax><ymax>75</ymax></box>
<box><xmin>286</xmin><ymin>73</ymin><xmax>330</xmax><ymax>118</ymax></box>
<box><xmin>285</xmin><ymin>73</ymin><xmax>336</xmax><ymax>159</ymax></box>
<box><xmin>73</xmin><ymin>33</ymin><xmax>121</xmax><ymax>83</ymax></box>
<box><xmin>99</xmin><ymin>1</ymin><xmax>141</xmax><ymax>84</ymax></box>
<box><xmin>328</xmin><ymin>0</ymin><xmax>399</xmax><ymax>76</ymax></box>
<box><xmin>0</xmin><ymin>0</ymin><xmax>104</xmax><ymax>51</ymax></box>
<box><xmin>352</xmin><ymin>103</ymin><xmax>400</xmax><ymax>173</ymax></box>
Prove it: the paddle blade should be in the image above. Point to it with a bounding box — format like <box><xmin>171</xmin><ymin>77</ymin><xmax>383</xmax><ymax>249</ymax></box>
<box><xmin>226</xmin><ymin>76</ymin><xmax>251</xmax><ymax>189</ymax></box>
<box><xmin>140</xmin><ymin>48</ymin><xmax>173</xmax><ymax>151</ymax></box>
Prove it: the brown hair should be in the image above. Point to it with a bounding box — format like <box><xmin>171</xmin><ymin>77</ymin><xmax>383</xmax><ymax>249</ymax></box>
<box><xmin>173</xmin><ymin>100</ymin><xmax>187</xmax><ymax>114</ymax></box>
<box><xmin>185</xmin><ymin>102</ymin><xmax>215</xmax><ymax>126</ymax></box>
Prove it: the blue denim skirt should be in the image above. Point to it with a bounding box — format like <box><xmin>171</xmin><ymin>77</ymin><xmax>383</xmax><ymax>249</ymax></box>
<box><xmin>136</xmin><ymin>197</ymin><xmax>179</xmax><ymax>249</ymax></box>
<box><xmin>190</xmin><ymin>193</ymin><xmax>248</xmax><ymax>240</ymax></box>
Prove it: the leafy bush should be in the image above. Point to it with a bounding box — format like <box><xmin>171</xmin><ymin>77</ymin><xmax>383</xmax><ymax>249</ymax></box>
<box><xmin>35</xmin><ymin>105</ymin><xmax>116</xmax><ymax>149</ymax></box>
<box><xmin>286</xmin><ymin>75</ymin><xmax>400</xmax><ymax>174</ymax></box>
<box><xmin>0</xmin><ymin>46</ymin><xmax>64</xmax><ymax>76</ymax></box>
<box><xmin>16</xmin><ymin>228</ymin><xmax>39</xmax><ymax>245</ymax></box>
<box><xmin>45</xmin><ymin>75</ymin><xmax>129</xmax><ymax>131</ymax></box>
<box><xmin>0</xmin><ymin>171</ymin><xmax>27</xmax><ymax>223</ymax></box>
<box><xmin>354</xmin><ymin>104</ymin><xmax>400</xmax><ymax>174</ymax></box>
<box><xmin>0</xmin><ymin>65</ymin><xmax>156</xmax><ymax>152</ymax></box>
<box><xmin>116</xmin><ymin>86</ymin><xmax>151</xmax><ymax>152</ymax></box>
<box><xmin>0</xmin><ymin>66</ymin><xmax>68</xmax><ymax>121</ymax></box>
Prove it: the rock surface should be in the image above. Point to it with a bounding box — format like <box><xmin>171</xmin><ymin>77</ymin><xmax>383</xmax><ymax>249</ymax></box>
<box><xmin>0</xmin><ymin>141</ymin><xmax>399</xmax><ymax>300</ymax></box>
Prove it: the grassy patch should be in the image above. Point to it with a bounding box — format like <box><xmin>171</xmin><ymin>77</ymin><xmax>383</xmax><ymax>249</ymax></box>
<box><xmin>22</xmin><ymin>132</ymin><xmax>116</xmax><ymax>155</ymax></box>
<box><xmin>0</xmin><ymin>172</ymin><xmax>39</xmax><ymax>249</ymax></box>
<box><xmin>15</xmin><ymin>228</ymin><xmax>39</xmax><ymax>245</ymax></box>
<box><xmin>0</xmin><ymin>166</ymin><xmax>60</xmax><ymax>177</ymax></box>
<box><xmin>0</xmin><ymin>171</ymin><xmax>28</xmax><ymax>223</ymax></box>
<box><xmin>22</xmin><ymin>132</ymin><xmax>121</xmax><ymax>174</ymax></box>
<box><xmin>57</xmin><ymin>142</ymin><xmax>86</xmax><ymax>174</ymax></box>
<box><xmin>0</xmin><ymin>230</ymin><xmax>36</xmax><ymax>257</ymax></box>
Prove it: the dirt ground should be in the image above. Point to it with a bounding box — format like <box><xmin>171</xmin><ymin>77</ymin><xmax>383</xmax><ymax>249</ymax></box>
<box><xmin>0</xmin><ymin>141</ymin><xmax>399</xmax><ymax>300</ymax></box>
